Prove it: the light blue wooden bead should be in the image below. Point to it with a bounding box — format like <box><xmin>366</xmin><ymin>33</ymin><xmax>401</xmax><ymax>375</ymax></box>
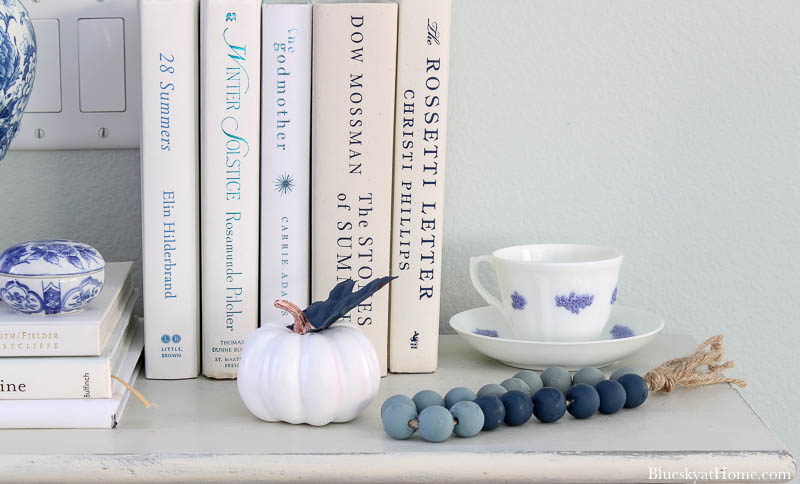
<box><xmin>513</xmin><ymin>370</ymin><xmax>543</xmax><ymax>393</ymax></box>
<box><xmin>572</xmin><ymin>367</ymin><xmax>605</xmax><ymax>387</ymax></box>
<box><xmin>541</xmin><ymin>367</ymin><xmax>572</xmax><ymax>394</ymax></box>
<box><xmin>450</xmin><ymin>401</ymin><xmax>484</xmax><ymax>438</ymax></box>
<box><xmin>413</xmin><ymin>390</ymin><xmax>445</xmax><ymax>413</ymax></box>
<box><xmin>381</xmin><ymin>402</ymin><xmax>418</xmax><ymax>440</ymax></box>
<box><xmin>418</xmin><ymin>406</ymin><xmax>455</xmax><ymax>443</ymax></box>
<box><xmin>611</xmin><ymin>367</ymin><xmax>638</xmax><ymax>381</ymax></box>
<box><xmin>381</xmin><ymin>394</ymin><xmax>414</xmax><ymax>417</ymax></box>
<box><xmin>477</xmin><ymin>383</ymin><xmax>507</xmax><ymax>398</ymax></box>
<box><xmin>444</xmin><ymin>387</ymin><xmax>477</xmax><ymax>409</ymax></box>
<box><xmin>500</xmin><ymin>377</ymin><xmax>532</xmax><ymax>396</ymax></box>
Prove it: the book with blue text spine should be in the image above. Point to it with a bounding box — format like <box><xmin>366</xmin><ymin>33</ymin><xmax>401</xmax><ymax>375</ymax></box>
<box><xmin>311</xmin><ymin>1</ymin><xmax>398</xmax><ymax>375</ymax></box>
<box><xmin>388</xmin><ymin>0</ymin><xmax>452</xmax><ymax>373</ymax></box>
<box><xmin>260</xmin><ymin>1</ymin><xmax>311</xmax><ymax>322</ymax></box>
<box><xmin>200</xmin><ymin>0</ymin><xmax>262</xmax><ymax>378</ymax></box>
<box><xmin>139</xmin><ymin>0</ymin><xmax>201</xmax><ymax>379</ymax></box>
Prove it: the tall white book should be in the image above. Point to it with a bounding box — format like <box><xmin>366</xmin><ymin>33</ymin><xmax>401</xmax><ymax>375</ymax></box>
<box><xmin>260</xmin><ymin>1</ymin><xmax>311</xmax><ymax>322</ymax></box>
<box><xmin>200</xmin><ymin>0</ymin><xmax>262</xmax><ymax>378</ymax></box>
<box><xmin>311</xmin><ymin>1</ymin><xmax>398</xmax><ymax>376</ymax></box>
<box><xmin>139</xmin><ymin>0</ymin><xmax>201</xmax><ymax>380</ymax></box>
<box><xmin>388</xmin><ymin>0</ymin><xmax>452</xmax><ymax>373</ymax></box>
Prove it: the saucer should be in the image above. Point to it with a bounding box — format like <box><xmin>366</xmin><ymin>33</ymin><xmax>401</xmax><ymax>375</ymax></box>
<box><xmin>448</xmin><ymin>305</ymin><xmax>664</xmax><ymax>370</ymax></box>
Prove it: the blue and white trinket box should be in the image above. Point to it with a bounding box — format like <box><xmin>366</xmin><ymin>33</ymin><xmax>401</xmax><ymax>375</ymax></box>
<box><xmin>0</xmin><ymin>240</ymin><xmax>105</xmax><ymax>315</ymax></box>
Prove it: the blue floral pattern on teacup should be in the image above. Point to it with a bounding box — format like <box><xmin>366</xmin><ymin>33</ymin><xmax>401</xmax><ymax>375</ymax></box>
<box><xmin>555</xmin><ymin>292</ymin><xmax>594</xmax><ymax>314</ymax></box>
<box><xmin>510</xmin><ymin>291</ymin><xmax>527</xmax><ymax>310</ymax></box>
<box><xmin>610</xmin><ymin>324</ymin><xmax>635</xmax><ymax>339</ymax></box>
<box><xmin>0</xmin><ymin>279</ymin><xmax>43</xmax><ymax>313</ymax></box>
<box><xmin>0</xmin><ymin>240</ymin><xmax>102</xmax><ymax>275</ymax></box>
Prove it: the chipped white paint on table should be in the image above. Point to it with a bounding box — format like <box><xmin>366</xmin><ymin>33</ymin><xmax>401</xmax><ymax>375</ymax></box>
<box><xmin>0</xmin><ymin>335</ymin><xmax>794</xmax><ymax>483</ymax></box>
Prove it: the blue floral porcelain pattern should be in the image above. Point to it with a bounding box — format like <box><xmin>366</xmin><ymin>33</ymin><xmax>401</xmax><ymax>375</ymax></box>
<box><xmin>510</xmin><ymin>291</ymin><xmax>527</xmax><ymax>310</ymax></box>
<box><xmin>610</xmin><ymin>324</ymin><xmax>635</xmax><ymax>339</ymax></box>
<box><xmin>0</xmin><ymin>279</ymin><xmax>43</xmax><ymax>313</ymax></box>
<box><xmin>0</xmin><ymin>0</ymin><xmax>37</xmax><ymax>161</ymax></box>
<box><xmin>473</xmin><ymin>328</ymin><xmax>499</xmax><ymax>338</ymax></box>
<box><xmin>0</xmin><ymin>240</ymin><xmax>103</xmax><ymax>275</ymax></box>
<box><xmin>61</xmin><ymin>276</ymin><xmax>102</xmax><ymax>312</ymax></box>
<box><xmin>610</xmin><ymin>287</ymin><xmax>617</xmax><ymax>305</ymax></box>
<box><xmin>555</xmin><ymin>292</ymin><xmax>594</xmax><ymax>314</ymax></box>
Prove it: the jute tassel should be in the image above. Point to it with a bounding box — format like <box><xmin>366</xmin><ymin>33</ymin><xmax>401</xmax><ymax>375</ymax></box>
<box><xmin>112</xmin><ymin>375</ymin><xmax>154</xmax><ymax>408</ymax></box>
<box><xmin>644</xmin><ymin>335</ymin><xmax>747</xmax><ymax>393</ymax></box>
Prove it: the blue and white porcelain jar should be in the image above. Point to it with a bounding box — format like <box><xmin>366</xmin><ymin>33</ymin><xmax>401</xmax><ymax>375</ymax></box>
<box><xmin>0</xmin><ymin>240</ymin><xmax>105</xmax><ymax>315</ymax></box>
<box><xmin>0</xmin><ymin>0</ymin><xmax>37</xmax><ymax>161</ymax></box>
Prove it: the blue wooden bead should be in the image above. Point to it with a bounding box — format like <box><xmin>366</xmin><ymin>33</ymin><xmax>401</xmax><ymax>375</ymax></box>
<box><xmin>595</xmin><ymin>379</ymin><xmax>626</xmax><ymax>414</ymax></box>
<box><xmin>500</xmin><ymin>390</ymin><xmax>534</xmax><ymax>426</ymax></box>
<box><xmin>532</xmin><ymin>387</ymin><xmax>567</xmax><ymax>423</ymax></box>
<box><xmin>611</xmin><ymin>367</ymin><xmax>637</xmax><ymax>381</ymax></box>
<box><xmin>566</xmin><ymin>383</ymin><xmax>600</xmax><ymax>419</ymax></box>
<box><xmin>418</xmin><ymin>405</ymin><xmax>455</xmax><ymax>443</ymax></box>
<box><xmin>618</xmin><ymin>373</ymin><xmax>649</xmax><ymax>408</ymax></box>
<box><xmin>477</xmin><ymin>383</ymin><xmax>507</xmax><ymax>398</ymax></box>
<box><xmin>381</xmin><ymin>401</ymin><xmax>418</xmax><ymax>440</ymax></box>
<box><xmin>473</xmin><ymin>394</ymin><xmax>506</xmax><ymax>431</ymax></box>
<box><xmin>541</xmin><ymin>367</ymin><xmax>572</xmax><ymax>394</ymax></box>
<box><xmin>572</xmin><ymin>367</ymin><xmax>605</xmax><ymax>388</ymax></box>
<box><xmin>413</xmin><ymin>390</ymin><xmax>445</xmax><ymax>413</ymax></box>
<box><xmin>381</xmin><ymin>394</ymin><xmax>414</xmax><ymax>417</ymax></box>
<box><xmin>513</xmin><ymin>370</ymin><xmax>544</xmax><ymax>393</ymax></box>
<box><xmin>450</xmin><ymin>401</ymin><xmax>485</xmax><ymax>438</ymax></box>
<box><xmin>444</xmin><ymin>387</ymin><xmax>477</xmax><ymax>409</ymax></box>
<box><xmin>500</xmin><ymin>377</ymin><xmax>531</xmax><ymax>396</ymax></box>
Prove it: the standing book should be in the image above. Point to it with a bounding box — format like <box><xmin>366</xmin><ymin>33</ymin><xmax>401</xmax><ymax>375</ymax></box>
<box><xmin>200</xmin><ymin>0</ymin><xmax>262</xmax><ymax>378</ymax></box>
<box><xmin>139</xmin><ymin>0</ymin><xmax>201</xmax><ymax>380</ymax></box>
<box><xmin>311</xmin><ymin>1</ymin><xmax>398</xmax><ymax>375</ymax></box>
<box><xmin>260</xmin><ymin>1</ymin><xmax>311</xmax><ymax>322</ymax></box>
<box><xmin>388</xmin><ymin>0</ymin><xmax>452</xmax><ymax>373</ymax></box>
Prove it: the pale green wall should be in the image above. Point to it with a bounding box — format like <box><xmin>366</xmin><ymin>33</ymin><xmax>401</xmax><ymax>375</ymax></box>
<box><xmin>1</xmin><ymin>0</ymin><xmax>797</xmax><ymax>471</ymax></box>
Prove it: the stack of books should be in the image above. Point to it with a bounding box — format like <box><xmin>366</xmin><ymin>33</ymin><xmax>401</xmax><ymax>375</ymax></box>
<box><xmin>140</xmin><ymin>0</ymin><xmax>451</xmax><ymax>379</ymax></box>
<box><xmin>0</xmin><ymin>262</ymin><xmax>143</xmax><ymax>428</ymax></box>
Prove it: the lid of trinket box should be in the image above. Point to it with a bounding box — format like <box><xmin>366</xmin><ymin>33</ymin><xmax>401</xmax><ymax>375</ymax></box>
<box><xmin>0</xmin><ymin>240</ymin><xmax>105</xmax><ymax>276</ymax></box>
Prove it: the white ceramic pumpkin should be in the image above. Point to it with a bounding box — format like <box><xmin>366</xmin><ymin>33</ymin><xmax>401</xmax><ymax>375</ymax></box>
<box><xmin>237</xmin><ymin>279</ymin><xmax>391</xmax><ymax>426</ymax></box>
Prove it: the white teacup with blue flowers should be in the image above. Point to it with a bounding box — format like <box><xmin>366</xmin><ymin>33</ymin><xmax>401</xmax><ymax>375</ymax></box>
<box><xmin>470</xmin><ymin>244</ymin><xmax>622</xmax><ymax>342</ymax></box>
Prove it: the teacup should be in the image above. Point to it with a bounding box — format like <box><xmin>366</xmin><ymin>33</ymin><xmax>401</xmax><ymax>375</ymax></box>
<box><xmin>469</xmin><ymin>244</ymin><xmax>622</xmax><ymax>342</ymax></box>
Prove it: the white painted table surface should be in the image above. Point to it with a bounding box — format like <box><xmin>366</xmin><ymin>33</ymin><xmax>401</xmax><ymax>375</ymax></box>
<box><xmin>0</xmin><ymin>335</ymin><xmax>794</xmax><ymax>483</ymax></box>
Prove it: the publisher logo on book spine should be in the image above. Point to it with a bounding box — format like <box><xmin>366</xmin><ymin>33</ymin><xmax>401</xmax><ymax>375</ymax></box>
<box><xmin>410</xmin><ymin>331</ymin><xmax>419</xmax><ymax>350</ymax></box>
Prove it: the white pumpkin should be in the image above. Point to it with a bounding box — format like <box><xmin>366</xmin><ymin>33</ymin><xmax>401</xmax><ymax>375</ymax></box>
<box><xmin>237</xmin><ymin>312</ymin><xmax>381</xmax><ymax>426</ymax></box>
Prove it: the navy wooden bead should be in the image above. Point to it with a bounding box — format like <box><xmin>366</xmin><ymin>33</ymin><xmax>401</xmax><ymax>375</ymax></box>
<box><xmin>500</xmin><ymin>390</ymin><xmax>534</xmax><ymax>426</ymax></box>
<box><xmin>595</xmin><ymin>379</ymin><xmax>626</xmax><ymax>414</ymax></box>
<box><xmin>618</xmin><ymin>373</ymin><xmax>649</xmax><ymax>408</ymax></box>
<box><xmin>532</xmin><ymin>387</ymin><xmax>567</xmax><ymax>423</ymax></box>
<box><xmin>565</xmin><ymin>383</ymin><xmax>600</xmax><ymax>419</ymax></box>
<box><xmin>473</xmin><ymin>394</ymin><xmax>506</xmax><ymax>431</ymax></box>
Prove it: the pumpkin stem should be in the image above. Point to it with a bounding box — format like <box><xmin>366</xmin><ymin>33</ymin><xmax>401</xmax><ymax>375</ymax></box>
<box><xmin>275</xmin><ymin>300</ymin><xmax>313</xmax><ymax>335</ymax></box>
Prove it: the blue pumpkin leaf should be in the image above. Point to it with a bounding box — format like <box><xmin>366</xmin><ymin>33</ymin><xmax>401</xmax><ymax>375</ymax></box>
<box><xmin>288</xmin><ymin>276</ymin><xmax>396</xmax><ymax>332</ymax></box>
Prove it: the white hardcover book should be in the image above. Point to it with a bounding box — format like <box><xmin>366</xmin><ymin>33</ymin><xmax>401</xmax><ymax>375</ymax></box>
<box><xmin>260</xmin><ymin>1</ymin><xmax>311</xmax><ymax>322</ymax></box>
<box><xmin>311</xmin><ymin>1</ymin><xmax>398</xmax><ymax>375</ymax></box>
<box><xmin>388</xmin><ymin>0</ymin><xmax>451</xmax><ymax>373</ymax></box>
<box><xmin>0</xmin><ymin>262</ymin><xmax>133</xmax><ymax>357</ymax></box>
<box><xmin>201</xmin><ymin>0</ymin><xmax>262</xmax><ymax>378</ymax></box>
<box><xmin>0</xmin><ymin>320</ymin><xmax>144</xmax><ymax>429</ymax></box>
<box><xmin>0</xmin><ymin>300</ymin><xmax>137</xmax><ymax>400</ymax></box>
<box><xmin>140</xmin><ymin>0</ymin><xmax>201</xmax><ymax>380</ymax></box>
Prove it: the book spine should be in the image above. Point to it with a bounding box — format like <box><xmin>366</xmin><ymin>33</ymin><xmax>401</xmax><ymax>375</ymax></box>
<box><xmin>311</xmin><ymin>3</ymin><xmax>398</xmax><ymax>376</ymax></box>
<box><xmin>140</xmin><ymin>0</ymin><xmax>201</xmax><ymax>380</ymax></box>
<box><xmin>0</xmin><ymin>357</ymin><xmax>112</xmax><ymax>400</ymax></box>
<box><xmin>201</xmin><ymin>0</ymin><xmax>262</xmax><ymax>378</ymax></box>
<box><xmin>388</xmin><ymin>0</ymin><xmax>452</xmax><ymax>373</ymax></box>
<box><xmin>0</xmin><ymin>324</ymin><xmax>99</xmax><ymax>357</ymax></box>
<box><xmin>260</xmin><ymin>4</ymin><xmax>311</xmax><ymax>323</ymax></box>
